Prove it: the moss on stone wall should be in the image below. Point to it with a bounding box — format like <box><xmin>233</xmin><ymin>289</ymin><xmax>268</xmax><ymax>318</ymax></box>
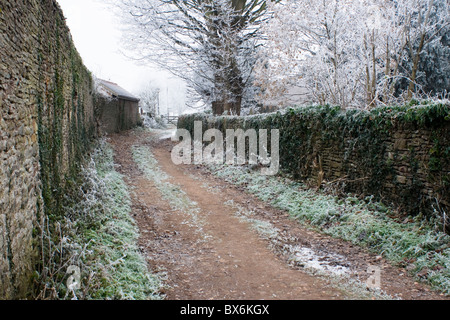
<box><xmin>178</xmin><ymin>103</ymin><xmax>450</xmax><ymax>228</ymax></box>
<box><xmin>0</xmin><ymin>0</ymin><xmax>96</xmax><ymax>298</ymax></box>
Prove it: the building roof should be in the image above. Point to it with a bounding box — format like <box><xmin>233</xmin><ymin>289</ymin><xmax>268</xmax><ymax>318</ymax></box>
<box><xmin>97</xmin><ymin>79</ymin><xmax>140</xmax><ymax>103</ymax></box>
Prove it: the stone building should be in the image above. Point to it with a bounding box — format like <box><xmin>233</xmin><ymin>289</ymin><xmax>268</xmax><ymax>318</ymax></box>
<box><xmin>96</xmin><ymin>79</ymin><xmax>142</xmax><ymax>134</ymax></box>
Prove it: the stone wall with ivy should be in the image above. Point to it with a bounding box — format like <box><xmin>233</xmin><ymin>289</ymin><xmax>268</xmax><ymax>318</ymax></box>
<box><xmin>0</xmin><ymin>0</ymin><xmax>96</xmax><ymax>298</ymax></box>
<box><xmin>178</xmin><ymin>103</ymin><xmax>450</xmax><ymax>223</ymax></box>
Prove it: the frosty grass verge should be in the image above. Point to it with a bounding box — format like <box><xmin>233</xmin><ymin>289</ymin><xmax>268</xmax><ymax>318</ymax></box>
<box><xmin>131</xmin><ymin>145</ymin><xmax>209</xmax><ymax>241</ymax></box>
<box><xmin>223</xmin><ymin>197</ymin><xmax>393</xmax><ymax>300</ymax></box>
<box><xmin>67</xmin><ymin>140</ymin><xmax>164</xmax><ymax>299</ymax></box>
<box><xmin>207</xmin><ymin>163</ymin><xmax>450</xmax><ymax>296</ymax></box>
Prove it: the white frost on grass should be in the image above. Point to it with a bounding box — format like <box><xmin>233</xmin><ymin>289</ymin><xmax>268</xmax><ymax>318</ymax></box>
<box><xmin>209</xmin><ymin>162</ymin><xmax>450</xmax><ymax>296</ymax></box>
<box><xmin>132</xmin><ymin>145</ymin><xmax>209</xmax><ymax>241</ymax></box>
<box><xmin>222</xmin><ymin>199</ymin><xmax>394</xmax><ymax>299</ymax></box>
<box><xmin>65</xmin><ymin>139</ymin><xmax>165</xmax><ymax>300</ymax></box>
<box><xmin>224</xmin><ymin>199</ymin><xmax>351</xmax><ymax>277</ymax></box>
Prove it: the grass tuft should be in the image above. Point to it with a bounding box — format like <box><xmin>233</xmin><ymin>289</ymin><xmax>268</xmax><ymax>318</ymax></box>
<box><xmin>35</xmin><ymin>139</ymin><xmax>164</xmax><ymax>300</ymax></box>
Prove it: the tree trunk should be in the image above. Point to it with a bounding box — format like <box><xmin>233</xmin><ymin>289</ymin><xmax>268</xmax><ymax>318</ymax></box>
<box><xmin>407</xmin><ymin>33</ymin><xmax>426</xmax><ymax>100</ymax></box>
<box><xmin>212</xmin><ymin>100</ymin><xmax>224</xmax><ymax>115</ymax></box>
<box><xmin>206</xmin><ymin>1</ymin><xmax>249</xmax><ymax>116</ymax></box>
<box><xmin>407</xmin><ymin>1</ymin><xmax>433</xmax><ymax>100</ymax></box>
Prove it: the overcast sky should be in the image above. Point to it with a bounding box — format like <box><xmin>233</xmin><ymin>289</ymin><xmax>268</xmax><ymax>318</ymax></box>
<box><xmin>57</xmin><ymin>0</ymin><xmax>186</xmax><ymax>114</ymax></box>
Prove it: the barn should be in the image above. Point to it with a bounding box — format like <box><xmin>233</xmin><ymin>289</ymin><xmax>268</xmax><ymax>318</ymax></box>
<box><xmin>96</xmin><ymin>79</ymin><xmax>142</xmax><ymax>134</ymax></box>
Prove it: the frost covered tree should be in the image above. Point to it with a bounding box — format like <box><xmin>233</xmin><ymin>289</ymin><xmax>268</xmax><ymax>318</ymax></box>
<box><xmin>393</xmin><ymin>0</ymin><xmax>450</xmax><ymax>100</ymax></box>
<box><xmin>115</xmin><ymin>0</ymin><xmax>272</xmax><ymax>115</ymax></box>
<box><xmin>138</xmin><ymin>83</ymin><xmax>160</xmax><ymax>117</ymax></box>
<box><xmin>254</xmin><ymin>0</ymin><xmax>378</xmax><ymax>108</ymax></box>
<box><xmin>255</xmin><ymin>0</ymin><xmax>449</xmax><ymax>109</ymax></box>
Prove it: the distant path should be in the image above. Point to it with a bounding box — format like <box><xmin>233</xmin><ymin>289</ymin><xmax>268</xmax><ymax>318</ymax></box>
<box><xmin>108</xmin><ymin>129</ymin><xmax>448</xmax><ymax>300</ymax></box>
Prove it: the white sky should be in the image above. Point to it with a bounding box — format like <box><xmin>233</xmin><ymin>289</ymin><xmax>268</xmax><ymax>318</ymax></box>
<box><xmin>57</xmin><ymin>0</ymin><xmax>186</xmax><ymax>115</ymax></box>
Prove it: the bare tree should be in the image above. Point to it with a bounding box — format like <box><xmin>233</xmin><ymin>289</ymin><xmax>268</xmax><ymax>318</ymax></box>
<box><xmin>254</xmin><ymin>0</ymin><xmax>449</xmax><ymax>109</ymax></box>
<box><xmin>138</xmin><ymin>82</ymin><xmax>160</xmax><ymax>117</ymax></box>
<box><xmin>115</xmin><ymin>0</ymin><xmax>271</xmax><ymax>115</ymax></box>
<box><xmin>395</xmin><ymin>0</ymin><xmax>449</xmax><ymax>100</ymax></box>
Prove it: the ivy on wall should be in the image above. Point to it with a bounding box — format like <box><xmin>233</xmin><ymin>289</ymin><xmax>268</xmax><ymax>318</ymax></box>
<box><xmin>178</xmin><ymin>103</ymin><xmax>450</xmax><ymax>221</ymax></box>
<box><xmin>36</xmin><ymin>2</ymin><xmax>96</xmax><ymax>223</ymax></box>
<box><xmin>0</xmin><ymin>0</ymin><xmax>97</xmax><ymax>299</ymax></box>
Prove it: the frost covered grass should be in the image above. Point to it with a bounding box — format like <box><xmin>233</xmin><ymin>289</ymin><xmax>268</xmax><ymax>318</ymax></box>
<box><xmin>224</xmin><ymin>199</ymin><xmax>393</xmax><ymax>300</ymax></box>
<box><xmin>225</xmin><ymin>200</ymin><xmax>280</xmax><ymax>241</ymax></box>
<box><xmin>35</xmin><ymin>139</ymin><xmax>164</xmax><ymax>300</ymax></box>
<box><xmin>131</xmin><ymin>146</ymin><xmax>209</xmax><ymax>240</ymax></box>
<box><xmin>209</xmin><ymin>163</ymin><xmax>450</xmax><ymax>295</ymax></box>
<box><xmin>79</xmin><ymin>141</ymin><xmax>164</xmax><ymax>299</ymax></box>
<box><xmin>142</xmin><ymin>115</ymin><xmax>168</xmax><ymax>130</ymax></box>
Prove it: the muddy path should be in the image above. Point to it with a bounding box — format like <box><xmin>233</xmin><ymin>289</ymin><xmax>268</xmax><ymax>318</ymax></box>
<box><xmin>108</xmin><ymin>128</ymin><xmax>448</xmax><ymax>300</ymax></box>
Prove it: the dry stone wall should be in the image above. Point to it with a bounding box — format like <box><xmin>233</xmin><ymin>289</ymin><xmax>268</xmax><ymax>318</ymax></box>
<box><xmin>178</xmin><ymin>104</ymin><xmax>450</xmax><ymax>224</ymax></box>
<box><xmin>0</xmin><ymin>0</ymin><xmax>96</xmax><ymax>298</ymax></box>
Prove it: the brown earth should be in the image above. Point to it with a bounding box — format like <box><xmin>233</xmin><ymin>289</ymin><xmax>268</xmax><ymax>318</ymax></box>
<box><xmin>108</xmin><ymin>128</ymin><xmax>449</xmax><ymax>300</ymax></box>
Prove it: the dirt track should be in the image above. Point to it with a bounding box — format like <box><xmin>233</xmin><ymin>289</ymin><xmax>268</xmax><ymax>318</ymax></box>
<box><xmin>108</xmin><ymin>128</ymin><xmax>448</xmax><ymax>300</ymax></box>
